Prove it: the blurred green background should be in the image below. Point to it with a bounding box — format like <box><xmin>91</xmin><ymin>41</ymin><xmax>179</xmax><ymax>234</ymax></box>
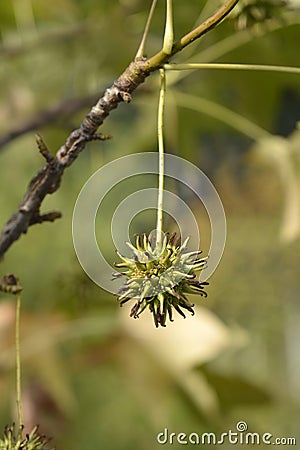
<box><xmin>0</xmin><ymin>0</ymin><xmax>300</xmax><ymax>448</ymax></box>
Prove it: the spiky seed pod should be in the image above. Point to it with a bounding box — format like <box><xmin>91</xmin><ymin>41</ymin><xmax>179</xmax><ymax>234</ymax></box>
<box><xmin>113</xmin><ymin>232</ymin><xmax>208</xmax><ymax>327</ymax></box>
<box><xmin>0</xmin><ymin>425</ymin><xmax>54</xmax><ymax>450</ymax></box>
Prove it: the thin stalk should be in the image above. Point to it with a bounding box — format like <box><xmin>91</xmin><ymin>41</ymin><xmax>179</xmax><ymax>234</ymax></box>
<box><xmin>164</xmin><ymin>62</ymin><xmax>300</xmax><ymax>75</ymax></box>
<box><xmin>163</xmin><ymin>0</ymin><xmax>174</xmax><ymax>55</ymax></box>
<box><xmin>16</xmin><ymin>292</ymin><xmax>23</xmax><ymax>438</ymax></box>
<box><xmin>163</xmin><ymin>14</ymin><xmax>300</xmax><ymax>86</ymax></box>
<box><xmin>135</xmin><ymin>0</ymin><xmax>158</xmax><ymax>59</ymax></box>
<box><xmin>156</xmin><ymin>68</ymin><xmax>166</xmax><ymax>248</ymax></box>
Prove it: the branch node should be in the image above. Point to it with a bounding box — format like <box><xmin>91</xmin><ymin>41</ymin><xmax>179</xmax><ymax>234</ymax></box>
<box><xmin>29</xmin><ymin>211</ymin><xmax>62</xmax><ymax>225</ymax></box>
<box><xmin>35</xmin><ymin>134</ymin><xmax>55</xmax><ymax>164</ymax></box>
<box><xmin>118</xmin><ymin>91</ymin><xmax>132</xmax><ymax>103</ymax></box>
<box><xmin>85</xmin><ymin>133</ymin><xmax>112</xmax><ymax>142</ymax></box>
<box><xmin>19</xmin><ymin>205</ymin><xmax>30</xmax><ymax>213</ymax></box>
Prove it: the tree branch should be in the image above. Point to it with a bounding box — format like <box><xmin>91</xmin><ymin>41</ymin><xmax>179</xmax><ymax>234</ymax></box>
<box><xmin>147</xmin><ymin>0</ymin><xmax>240</xmax><ymax>66</ymax></box>
<box><xmin>173</xmin><ymin>0</ymin><xmax>240</xmax><ymax>52</ymax></box>
<box><xmin>0</xmin><ymin>0</ymin><xmax>239</xmax><ymax>259</ymax></box>
<box><xmin>29</xmin><ymin>211</ymin><xmax>62</xmax><ymax>225</ymax></box>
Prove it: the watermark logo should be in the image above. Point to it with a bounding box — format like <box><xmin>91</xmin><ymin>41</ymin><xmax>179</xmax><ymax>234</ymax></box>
<box><xmin>157</xmin><ymin>421</ymin><xmax>296</xmax><ymax>446</ymax></box>
<box><xmin>72</xmin><ymin>152</ymin><xmax>226</xmax><ymax>294</ymax></box>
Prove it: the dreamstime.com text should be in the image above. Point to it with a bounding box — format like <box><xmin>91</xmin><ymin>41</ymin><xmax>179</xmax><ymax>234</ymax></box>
<box><xmin>157</xmin><ymin>421</ymin><xmax>296</xmax><ymax>446</ymax></box>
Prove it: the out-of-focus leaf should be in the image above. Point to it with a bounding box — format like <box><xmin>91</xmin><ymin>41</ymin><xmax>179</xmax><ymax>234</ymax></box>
<box><xmin>251</xmin><ymin>134</ymin><xmax>300</xmax><ymax>243</ymax></box>
<box><xmin>121</xmin><ymin>305</ymin><xmax>247</xmax><ymax>417</ymax></box>
<box><xmin>201</xmin><ymin>366</ymin><xmax>272</xmax><ymax>409</ymax></box>
<box><xmin>230</xmin><ymin>0</ymin><xmax>289</xmax><ymax>30</ymax></box>
<box><xmin>121</xmin><ymin>305</ymin><xmax>241</xmax><ymax>370</ymax></box>
<box><xmin>0</xmin><ymin>311</ymin><xmax>119</xmax><ymax>430</ymax></box>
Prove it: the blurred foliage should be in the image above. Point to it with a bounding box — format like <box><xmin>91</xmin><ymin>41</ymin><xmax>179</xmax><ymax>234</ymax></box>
<box><xmin>230</xmin><ymin>0</ymin><xmax>289</xmax><ymax>30</ymax></box>
<box><xmin>0</xmin><ymin>1</ymin><xmax>300</xmax><ymax>449</ymax></box>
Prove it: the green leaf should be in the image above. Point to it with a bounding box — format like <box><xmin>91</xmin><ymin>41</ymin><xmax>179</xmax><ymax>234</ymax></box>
<box><xmin>201</xmin><ymin>366</ymin><xmax>272</xmax><ymax>409</ymax></box>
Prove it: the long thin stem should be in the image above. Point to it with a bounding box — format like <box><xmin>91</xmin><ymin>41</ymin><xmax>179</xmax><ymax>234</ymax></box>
<box><xmin>163</xmin><ymin>0</ymin><xmax>174</xmax><ymax>55</ymax></box>
<box><xmin>135</xmin><ymin>0</ymin><xmax>158</xmax><ymax>59</ymax></box>
<box><xmin>156</xmin><ymin>0</ymin><xmax>172</xmax><ymax>244</ymax></box>
<box><xmin>164</xmin><ymin>14</ymin><xmax>300</xmax><ymax>86</ymax></box>
<box><xmin>164</xmin><ymin>62</ymin><xmax>300</xmax><ymax>75</ymax></box>
<box><xmin>156</xmin><ymin>68</ymin><xmax>166</xmax><ymax>248</ymax></box>
<box><xmin>16</xmin><ymin>292</ymin><xmax>23</xmax><ymax>437</ymax></box>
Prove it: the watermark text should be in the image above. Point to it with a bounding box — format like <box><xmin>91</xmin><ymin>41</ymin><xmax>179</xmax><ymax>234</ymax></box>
<box><xmin>157</xmin><ymin>422</ymin><xmax>296</xmax><ymax>446</ymax></box>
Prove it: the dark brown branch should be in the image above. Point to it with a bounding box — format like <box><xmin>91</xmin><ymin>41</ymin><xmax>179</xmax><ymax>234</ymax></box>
<box><xmin>0</xmin><ymin>1</ymin><xmax>239</xmax><ymax>259</ymax></box>
<box><xmin>84</xmin><ymin>133</ymin><xmax>112</xmax><ymax>142</ymax></box>
<box><xmin>29</xmin><ymin>211</ymin><xmax>62</xmax><ymax>225</ymax></box>
<box><xmin>0</xmin><ymin>60</ymin><xmax>151</xmax><ymax>258</ymax></box>
<box><xmin>35</xmin><ymin>134</ymin><xmax>55</xmax><ymax>163</ymax></box>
